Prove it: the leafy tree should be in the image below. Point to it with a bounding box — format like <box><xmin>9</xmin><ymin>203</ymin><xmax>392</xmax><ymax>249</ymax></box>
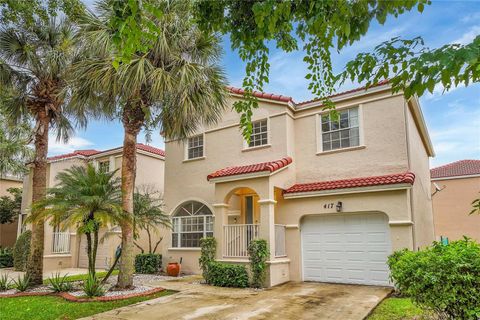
<box><xmin>133</xmin><ymin>187</ymin><xmax>171</xmax><ymax>254</ymax></box>
<box><xmin>108</xmin><ymin>0</ymin><xmax>429</xmax><ymax>139</ymax></box>
<box><xmin>0</xmin><ymin>187</ymin><xmax>22</xmax><ymax>224</ymax></box>
<box><xmin>69</xmin><ymin>0</ymin><xmax>227</xmax><ymax>288</ymax></box>
<box><xmin>0</xmin><ymin>11</ymin><xmax>86</xmax><ymax>284</ymax></box>
<box><xmin>28</xmin><ymin>164</ymin><xmax>123</xmax><ymax>277</ymax></box>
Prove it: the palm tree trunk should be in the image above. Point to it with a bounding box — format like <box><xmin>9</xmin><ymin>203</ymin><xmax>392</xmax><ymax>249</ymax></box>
<box><xmin>92</xmin><ymin>228</ymin><xmax>99</xmax><ymax>277</ymax></box>
<box><xmin>26</xmin><ymin>111</ymin><xmax>50</xmax><ymax>285</ymax></box>
<box><xmin>117</xmin><ymin>127</ymin><xmax>136</xmax><ymax>288</ymax></box>
<box><xmin>86</xmin><ymin>231</ymin><xmax>94</xmax><ymax>276</ymax></box>
<box><xmin>147</xmin><ymin>227</ymin><xmax>152</xmax><ymax>254</ymax></box>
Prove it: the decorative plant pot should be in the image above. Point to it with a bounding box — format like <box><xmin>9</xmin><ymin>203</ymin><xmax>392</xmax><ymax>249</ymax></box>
<box><xmin>167</xmin><ymin>262</ymin><xmax>180</xmax><ymax>277</ymax></box>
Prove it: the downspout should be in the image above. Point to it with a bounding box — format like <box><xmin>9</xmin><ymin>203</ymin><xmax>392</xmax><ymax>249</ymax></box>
<box><xmin>403</xmin><ymin>99</ymin><xmax>417</xmax><ymax>250</ymax></box>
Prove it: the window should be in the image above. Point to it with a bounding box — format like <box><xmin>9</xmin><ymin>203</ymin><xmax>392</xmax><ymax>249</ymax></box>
<box><xmin>172</xmin><ymin>201</ymin><xmax>213</xmax><ymax>248</ymax></box>
<box><xmin>98</xmin><ymin>160</ymin><xmax>110</xmax><ymax>173</ymax></box>
<box><xmin>187</xmin><ymin>135</ymin><xmax>204</xmax><ymax>159</ymax></box>
<box><xmin>321</xmin><ymin>107</ymin><xmax>360</xmax><ymax>152</ymax></box>
<box><xmin>248</xmin><ymin>119</ymin><xmax>268</xmax><ymax>147</ymax></box>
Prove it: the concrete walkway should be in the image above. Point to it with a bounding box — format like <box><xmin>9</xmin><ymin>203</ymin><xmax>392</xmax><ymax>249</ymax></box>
<box><xmin>0</xmin><ymin>267</ymin><xmax>103</xmax><ymax>281</ymax></box>
<box><xmin>82</xmin><ymin>276</ymin><xmax>392</xmax><ymax>320</ymax></box>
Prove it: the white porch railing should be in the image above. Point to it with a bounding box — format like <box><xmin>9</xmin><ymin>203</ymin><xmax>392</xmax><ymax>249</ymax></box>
<box><xmin>275</xmin><ymin>224</ymin><xmax>286</xmax><ymax>257</ymax></box>
<box><xmin>52</xmin><ymin>232</ymin><xmax>70</xmax><ymax>254</ymax></box>
<box><xmin>223</xmin><ymin>224</ymin><xmax>259</xmax><ymax>258</ymax></box>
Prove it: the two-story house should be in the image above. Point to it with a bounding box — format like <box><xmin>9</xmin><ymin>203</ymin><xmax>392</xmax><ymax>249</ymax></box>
<box><xmin>162</xmin><ymin>82</ymin><xmax>435</xmax><ymax>287</ymax></box>
<box><xmin>19</xmin><ymin>143</ymin><xmax>165</xmax><ymax>271</ymax></box>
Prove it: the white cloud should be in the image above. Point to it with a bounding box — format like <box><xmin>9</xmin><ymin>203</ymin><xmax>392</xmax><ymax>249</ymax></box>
<box><xmin>48</xmin><ymin>136</ymin><xmax>94</xmax><ymax>155</ymax></box>
<box><xmin>461</xmin><ymin>12</ymin><xmax>480</xmax><ymax>23</ymax></box>
<box><xmin>451</xmin><ymin>25</ymin><xmax>480</xmax><ymax>45</ymax></box>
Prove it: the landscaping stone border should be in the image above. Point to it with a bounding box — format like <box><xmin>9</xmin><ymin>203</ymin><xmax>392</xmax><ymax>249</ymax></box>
<box><xmin>0</xmin><ymin>287</ymin><xmax>165</xmax><ymax>302</ymax></box>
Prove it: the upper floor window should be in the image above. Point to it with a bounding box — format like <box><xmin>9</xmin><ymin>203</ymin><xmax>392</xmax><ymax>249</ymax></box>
<box><xmin>172</xmin><ymin>201</ymin><xmax>213</xmax><ymax>248</ymax></box>
<box><xmin>98</xmin><ymin>160</ymin><xmax>110</xmax><ymax>173</ymax></box>
<box><xmin>248</xmin><ymin>119</ymin><xmax>268</xmax><ymax>148</ymax></box>
<box><xmin>187</xmin><ymin>134</ymin><xmax>204</xmax><ymax>159</ymax></box>
<box><xmin>321</xmin><ymin>107</ymin><xmax>359</xmax><ymax>152</ymax></box>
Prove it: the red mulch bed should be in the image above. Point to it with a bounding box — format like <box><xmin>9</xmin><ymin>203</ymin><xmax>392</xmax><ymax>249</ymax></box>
<box><xmin>0</xmin><ymin>287</ymin><xmax>165</xmax><ymax>302</ymax></box>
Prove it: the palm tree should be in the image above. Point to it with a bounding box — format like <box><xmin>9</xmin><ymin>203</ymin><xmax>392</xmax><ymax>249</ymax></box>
<box><xmin>0</xmin><ymin>18</ymin><xmax>85</xmax><ymax>284</ymax></box>
<box><xmin>133</xmin><ymin>187</ymin><xmax>171</xmax><ymax>254</ymax></box>
<box><xmin>69</xmin><ymin>0</ymin><xmax>228</xmax><ymax>288</ymax></box>
<box><xmin>28</xmin><ymin>164</ymin><xmax>122</xmax><ymax>277</ymax></box>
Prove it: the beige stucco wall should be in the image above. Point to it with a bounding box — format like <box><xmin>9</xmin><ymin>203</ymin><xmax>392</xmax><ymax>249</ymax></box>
<box><xmin>405</xmin><ymin>101</ymin><xmax>435</xmax><ymax>248</ymax></box>
<box><xmin>0</xmin><ymin>178</ymin><xmax>23</xmax><ymax>248</ymax></box>
<box><xmin>432</xmin><ymin>176</ymin><xmax>480</xmax><ymax>241</ymax></box>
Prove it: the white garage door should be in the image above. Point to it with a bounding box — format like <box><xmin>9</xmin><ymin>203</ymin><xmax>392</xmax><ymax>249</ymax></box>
<box><xmin>302</xmin><ymin>213</ymin><xmax>392</xmax><ymax>286</ymax></box>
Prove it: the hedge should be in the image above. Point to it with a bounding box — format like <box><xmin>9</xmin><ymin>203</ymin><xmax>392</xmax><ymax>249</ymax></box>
<box><xmin>388</xmin><ymin>238</ymin><xmax>480</xmax><ymax>320</ymax></box>
<box><xmin>13</xmin><ymin>230</ymin><xmax>31</xmax><ymax>271</ymax></box>
<box><xmin>207</xmin><ymin>262</ymin><xmax>249</xmax><ymax>288</ymax></box>
<box><xmin>0</xmin><ymin>247</ymin><xmax>13</xmax><ymax>268</ymax></box>
<box><xmin>134</xmin><ymin>253</ymin><xmax>162</xmax><ymax>274</ymax></box>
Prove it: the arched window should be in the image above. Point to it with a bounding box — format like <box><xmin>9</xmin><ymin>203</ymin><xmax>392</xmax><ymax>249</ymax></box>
<box><xmin>172</xmin><ymin>201</ymin><xmax>213</xmax><ymax>248</ymax></box>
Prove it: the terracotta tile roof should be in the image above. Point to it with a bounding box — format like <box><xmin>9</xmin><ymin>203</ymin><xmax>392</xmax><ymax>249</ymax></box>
<box><xmin>297</xmin><ymin>79</ymin><xmax>390</xmax><ymax>106</ymax></box>
<box><xmin>136</xmin><ymin>143</ymin><xmax>165</xmax><ymax>157</ymax></box>
<box><xmin>48</xmin><ymin>143</ymin><xmax>165</xmax><ymax>161</ymax></box>
<box><xmin>47</xmin><ymin>150</ymin><xmax>100</xmax><ymax>161</ymax></box>
<box><xmin>284</xmin><ymin>171</ymin><xmax>415</xmax><ymax>194</ymax></box>
<box><xmin>431</xmin><ymin>160</ymin><xmax>480</xmax><ymax>179</ymax></box>
<box><xmin>227</xmin><ymin>86</ymin><xmax>294</xmax><ymax>103</ymax></box>
<box><xmin>207</xmin><ymin>157</ymin><xmax>292</xmax><ymax>181</ymax></box>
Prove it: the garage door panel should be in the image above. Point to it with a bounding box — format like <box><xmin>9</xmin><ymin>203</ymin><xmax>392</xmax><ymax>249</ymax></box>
<box><xmin>302</xmin><ymin>213</ymin><xmax>392</xmax><ymax>286</ymax></box>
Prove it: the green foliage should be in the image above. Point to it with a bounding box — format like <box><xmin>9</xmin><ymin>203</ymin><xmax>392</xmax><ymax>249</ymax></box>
<box><xmin>82</xmin><ymin>274</ymin><xmax>105</xmax><ymax>298</ymax></box>
<box><xmin>207</xmin><ymin>262</ymin><xmax>249</xmax><ymax>288</ymax></box>
<box><xmin>194</xmin><ymin>0</ymin><xmax>430</xmax><ymax>140</ymax></box>
<box><xmin>388</xmin><ymin>238</ymin><xmax>480</xmax><ymax>320</ymax></box>
<box><xmin>0</xmin><ymin>273</ymin><xmax>10</xmax><ymax>290</ymax></box>
<box><xmin>367</xmin><ymin>297</ymin><xmax>426</xmax><ymax>320</ymax></box>
<box><xmin>12</xmin><ymin>274</ymin><xmax>30</xmax><ymax>292</ymax></box>
<box><xmin>0</xmin><ymin>291</ymin><xmax>174</xmax><ymax>320</ymax></box>
<box><xmin>0</xmin><ymin>247</ymin><xmax>13</xmax><ymax>267</ymax></box>
<box><xmin>470</xmin><ymin>196</ymin><xmax>480</xmax><ymax>215</ymax></box>
<box><xmin>13</xmin><ymin>230</ymin><xmax>31</xmax><ymax>271</ymax></box>
<box><xmin>133</xmin><ymin>188</ymin><xmax>171</xmax><ymax>254</ymax></box>
<box><xmin>41</xmin><ymin>270</ymin><xmax>119</xmax><ymax>285</ymax></box>
<box><xmin>134</xmin><ymin>253</ymin><xmax>161</xmax><ymax>274</ymax></box>
<box><xmin>47</xmin><ymin>273</ymin><xmax>74</xmax><ymax>292</ymax></box>
<box><xmin>199</xmin><ymin>237</ymin><xmax>216</xmax><ymax>283</ymax></box>
<box><xmin>0</xmin><ymin>187</ymin><xmax>22</xmax><ymax>224</ymax></box>
<box><xmin>29</xmin><ymin>164</ymin><xmax>122</xmax><ymax>276</ymax></box>
<box><xmin>339</xmin><ymin>35</ymin><xmax>479</xmax><ymax>99</ymax></box>
<box><xmin>248</xmin><ymin>239</ymin><xmax>269</xmax><ymax>288</ymax></box>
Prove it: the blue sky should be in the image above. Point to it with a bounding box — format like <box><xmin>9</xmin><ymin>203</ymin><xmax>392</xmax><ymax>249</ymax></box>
<box><xmin>50</xmin><ymin>1</ymin><xmax>480</xmax><ymax>168</ymax></box>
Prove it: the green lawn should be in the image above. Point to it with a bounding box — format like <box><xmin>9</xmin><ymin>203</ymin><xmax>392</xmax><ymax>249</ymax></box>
<box><xmin>367</xmin><ymin>297</ymin><xmax>426</xmax><ymax>320</ymax></box>
<box><xmin>42</xmin><ymin>270</ymin><xmax>119</xmax><ymax>285</ymax></box>
<box><xmin>0</xmin><ymin>290</ymin><xmax>174</xmax><ymax>320</ymax></box>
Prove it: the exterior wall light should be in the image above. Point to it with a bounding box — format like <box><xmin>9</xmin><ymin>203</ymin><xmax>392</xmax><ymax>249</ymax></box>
<box><xmin>336</xmin><ymin>201</ymin><xmax>343</xmax><ymax>212</ymax></box>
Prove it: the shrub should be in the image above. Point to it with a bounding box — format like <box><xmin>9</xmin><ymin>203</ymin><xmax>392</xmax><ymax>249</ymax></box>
<box><xmin>388</xmin><ymin>238</ymin><xmax>480</xmax><ymax>320</ymax></box>
<box><xmin>47</xmin><ymin>273</ymin><xmax>73</xmax><ymax>292</ymax></box>
<box><xmin>82</xmin><ymin>273</ymin><xmax>105</xmax><ymax>297</ymax></box>
<box><xmin>0</xmin><ymin>247</ymin><xmax>13</xmax><ymax>268</ymax></box>
<box><xmin>12</xmin><ymin>274</ymin><xmax>30</xmax><ymax>292</ymax></box>
<box><xmin>13</xmin><ymin>230</ymin><xmax>31</xmax><ymax>271</ymax></box>
<box><xmin>134</xmin><ymin>253</ymin><xmax>162</xmax><ymax>274</ymax></box>
<box><xmin>199</xmin><ymin>237</ymin><xmax>216</xmax><ymax>283</ymax></box>
<box><xmin>248</xmin><ymin>239</ymin><xmax>269</xmax><ymax>288</ymax></box>
<box><xmin>0</xmin><ymin>274</ymin><xmax>10</xmax><ymax>290</ymax></box>
<box><xmin>207</xmin><ymin>262</ymin><xmax>249</xmax><ymax>288</ymax></box>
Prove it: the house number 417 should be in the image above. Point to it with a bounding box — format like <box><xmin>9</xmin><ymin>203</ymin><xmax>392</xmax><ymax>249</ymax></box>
<box><xmin>323</xmin><ymin>203</ymin><xmax>335</xmax><ymax>209</ymax></box>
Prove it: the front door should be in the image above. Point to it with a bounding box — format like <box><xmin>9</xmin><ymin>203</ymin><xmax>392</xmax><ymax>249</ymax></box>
<box><xmin>245</xmin><ymin>196</ymin><xmax>254</xmax><ymax>224</ymax></box>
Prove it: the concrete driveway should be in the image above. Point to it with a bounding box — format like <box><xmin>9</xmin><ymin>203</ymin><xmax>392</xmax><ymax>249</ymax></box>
<box><xmin>82</xmin><ymin>276</ymin><xmax>391</xmax><ymax>320</ymax></box>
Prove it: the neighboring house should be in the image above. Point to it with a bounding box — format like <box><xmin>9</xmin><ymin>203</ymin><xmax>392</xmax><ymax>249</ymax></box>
<box><xmin>431</xmin><ymin>160</ymin><xmax>480</xmax><ymax>242</ymax></box>
<box><xmin>162</xmin><ymin>82</ymin><xmax>435</xmax><ymax>287</ymax></box>
<box><xmin>0</xmin><ymin>175</ymin><xmax>23</xmax><ymax>248</ymax></box>
<box><xmin>19</xmin><ymin>143</ymin><xmax>165</xmax><ymax>271</ymax></box>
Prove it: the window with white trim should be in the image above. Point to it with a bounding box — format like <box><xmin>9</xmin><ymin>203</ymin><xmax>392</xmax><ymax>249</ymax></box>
<box><xmin>187</xmin><ymin>135</ymin><xmax>204</xmax><ymax>159</ymax></box>
<box><xmin>248</xmin><ymin>119</ymin><xmax>268</xmax><ymax>147</ymax></box>
<box><xmin>321</xmin><ymin>107</ymin><xmax>359</xmax><ymax>151</ymax></box>
<box><xmin>172</xmin><ymin>201</ymin><xmax>213</xmax><ymax>248</ymax></box>
<box><xmin>98</xmin><ymin>160</ymin><xmax>110</xmax><ymax>173</ymax></box>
